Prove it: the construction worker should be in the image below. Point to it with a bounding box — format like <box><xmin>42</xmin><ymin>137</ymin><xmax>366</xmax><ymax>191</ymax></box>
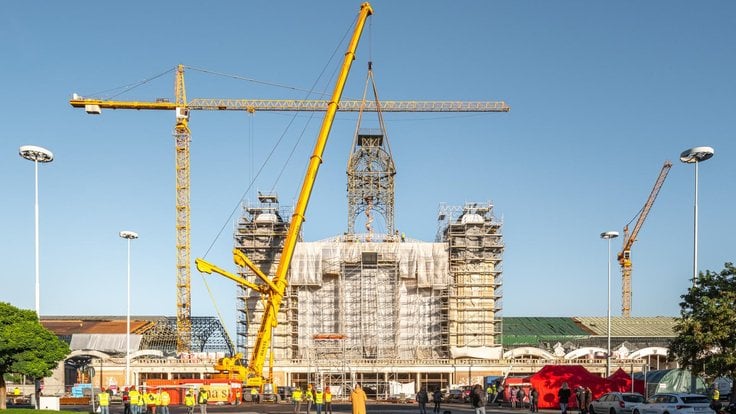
<box><xmin>158</xmin><ymin>389</ymin><xmax>170</xmax><ymax>414</ymax></box>
<box><xmin>197</xmin><ymin>387</ymin><xmax>209</xmax><ymax>414</ymax></box>
<box><xmin>305</xmin><ymin>384</ymin><xmax>314</xmax><ymax>414</ymax></box>
<box><xmin>98</xmin><ymin>387</ymin><xmax>110</xmax><ymax>414</ymax></box>
<box><xmin>709</xmin><ymin>384</ymin><xmax>721</xmax><ymax>412</ymax></box>
<box><xmin>123</xmin><ymin>387</ymin><xmax>131</xmax><ymax>414</ymax></box>
<box><xmin>184</xmin><ymin>389</ymin><xmax>195</xmax><ymax>414</ymax></box>
<box><xmin>292</xmin><ymin>387</ymin><xmax>303</xmax><ymax>414</ymax></box>
<box><xmin>145</xmin><ymin>388</ymin><xmax>157</xmax><ymax>414</ymax></box>
<box><xmin>137</xmin><ymin>388</ymin><xmax>146</xmax><ymax>414</ymax></box>
<box><xmin>314</xmin><ymin>387</ymin><xmax>324</xmax><ymax>414</ymax></box>
<box><xmin>324</xmin><ymin>386</ymin><xmax>333</xmax><ymax>414</ymax></box>
<box><xmin>13</xmin><ymin>387</ymin><xmax>21</xmax><ymax>396</ymax></box>
<box><xmin>234</xmin><ymin>387</ymin><xmax>241</xmax><ymax>405</ymax></box>
<box><xmin>250</xmin><ymin>387</ymin><xmax>259</xmax><ymax>403</ymax></box>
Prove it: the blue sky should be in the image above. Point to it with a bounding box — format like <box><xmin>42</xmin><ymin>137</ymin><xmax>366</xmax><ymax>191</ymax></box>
<box><xmin>1</xmin><ymin>1</ymin><xmax>734</xmax><ymax>340</ymax></box>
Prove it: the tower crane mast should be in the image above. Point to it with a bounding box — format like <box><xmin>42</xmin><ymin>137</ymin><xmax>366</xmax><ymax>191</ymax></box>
<box><xmin>69</xmin><ymin>6</ymin><xmax>510</xmax><ymax>354</ymax></box>
<box><xmin>617</xmin><ymin>160</ymin><xmax>672</xmax><ymax>317</ymax></box>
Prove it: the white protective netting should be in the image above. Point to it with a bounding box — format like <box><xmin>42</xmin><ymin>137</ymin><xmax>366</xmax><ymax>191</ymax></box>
<box><xmin>290</xmin><ymin>241</ymin><xmax>449</xmax><ymax>360</ymax></box>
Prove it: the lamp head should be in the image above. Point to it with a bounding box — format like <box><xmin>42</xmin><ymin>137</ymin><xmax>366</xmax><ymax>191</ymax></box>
<box><xmin>600</xmin><ymin>231</ymin><xmax>619</xmax><ymax>240</ymax></box>
<box><xmin>119</xmin><ymin>231</ymin><xmax>139</xmax><ymax>240</ymax></box>
<box><xmin>680</xmin><ymin>146</ymin><xmax>714</xmax><ymax>163</ymax></box>
<box><xmin>19</xmin><ymin>145</ymin><xmax>54</xmax><ymax>163</ymax></box>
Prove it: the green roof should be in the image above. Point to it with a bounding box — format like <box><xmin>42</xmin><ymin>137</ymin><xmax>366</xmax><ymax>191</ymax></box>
<box><xmin>501</xmin><ymin>316</ymin><xmax>677</xmax><ymax>346</ymax></box>
<box><xmin>502</xmin><ymin>317</ymin><xmax>589</xmax><ymax>346</ymax></box>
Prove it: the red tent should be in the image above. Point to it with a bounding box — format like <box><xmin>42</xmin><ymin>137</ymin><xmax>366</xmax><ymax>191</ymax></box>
<box><xmin>528</xmin><ymin>365</ymin><xmax>605</xmax><ymax>409</ymax></box>
<box><xmin>526</xmin><ymin>366</ymin><xmax>647</xmax><ymax>409</ymax></box>
<box><xmin>607</xmin><ymin>368</ymin><xmax>646</xmax><ymax>395</ymax></box>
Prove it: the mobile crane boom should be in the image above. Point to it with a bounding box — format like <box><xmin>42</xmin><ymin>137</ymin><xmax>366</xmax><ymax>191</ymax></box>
<box><xmin>196</xmin><ymin>1</ymin><xmax>374</xmax><ymax>388</ymax></box>
<box><xmin>617</xmin><ymin>160</ymin><xmax>672</xmax><ymax>317</ymax></box>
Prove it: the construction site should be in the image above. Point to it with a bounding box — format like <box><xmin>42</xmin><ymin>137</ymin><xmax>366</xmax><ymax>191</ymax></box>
<box><xmin>14</xmin><ymin>2</ymin><xmax>685</xmax><ymax>404</ymax></box>
<box><xmin>233</xmin><ymin>157</ymin><xmax>504</xmax><ymax>396</ymax></box>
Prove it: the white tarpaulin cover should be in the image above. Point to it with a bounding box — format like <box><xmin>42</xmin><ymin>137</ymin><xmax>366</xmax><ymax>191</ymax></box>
<box><xmin>290</xmin><ymin>241</ymin><xmax>449</xmax><ymax>287</ymax></box>
<box><xmin>450</xmin><ymin>346</ymin><xmax>504</xmax><ymax>359</ymax></box>
<box><xmin>70</xmin><ymin>334</ymin><xmax>142</xmax><ymax>354</ymax></box>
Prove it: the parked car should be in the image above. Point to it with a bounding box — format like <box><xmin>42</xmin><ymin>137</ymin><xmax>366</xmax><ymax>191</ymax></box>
<box><xmin>445</xmin><ymin>389</ymin><xmax>465</xmax><ymax>403</ymax></box>
<box><xmin>590</xmin><ymin>392</ymin><xmax>646</xmax><ymax>414</ymax></box>
<box><xmin>641</xmin><ymin>393</ymin><xmax>714</xmax><ymax>414</ymax></box>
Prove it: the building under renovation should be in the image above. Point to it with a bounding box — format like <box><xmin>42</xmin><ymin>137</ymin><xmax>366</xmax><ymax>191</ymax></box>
<box><xmin>233</xmin><ymin>126</ymin><xmax>504</xmax><ymax>395</ymax></box>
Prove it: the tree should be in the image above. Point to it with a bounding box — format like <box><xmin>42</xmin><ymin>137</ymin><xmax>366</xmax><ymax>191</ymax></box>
<box><xmin>668</xmin><ymin>262</ymin><xmax>736</xmax><ymax>401</ymax></box>
<box><xmin>0</xmin><ymin>302</ymin><xmax>70</xmax><ymax>410</ymax></box>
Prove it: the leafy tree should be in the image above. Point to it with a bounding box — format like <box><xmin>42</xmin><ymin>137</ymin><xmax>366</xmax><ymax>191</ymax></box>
<box><xmin>0</xmin><ymin>302</ymin><xmax>70</xmax><ymax>410</ymax></box>
<box><xmin>669</xmin><ymin>262</ymin><xmax>736</xmax><ymax>401</ymax></box>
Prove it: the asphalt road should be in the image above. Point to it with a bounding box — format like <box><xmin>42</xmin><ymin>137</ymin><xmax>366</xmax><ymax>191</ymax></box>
<box><xmin>55</xmin><ymin>403</ymin><xmax>558</xmax><ymax>414</ymax></box>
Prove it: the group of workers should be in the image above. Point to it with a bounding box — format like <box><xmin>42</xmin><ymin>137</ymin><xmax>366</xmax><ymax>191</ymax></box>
<box><xmin>102</xmin><ymin>386</ymin><xmax>172</xmax><ymax>414</ymax></box>
<box><xmin>291</xmin><ymin>384</ymin><xmax>334</xmax><ymax>414</ymax></box>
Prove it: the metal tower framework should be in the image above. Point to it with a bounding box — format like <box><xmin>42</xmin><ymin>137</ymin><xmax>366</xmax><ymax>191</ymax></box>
<box><xmin>347</xmin><ymin>130</ymin><xmax>396</xmax><ymax>238</ymax></box>
<box><xmin>437</xmin><ymin>202</ymin><xmax>504</xmax><ymax>348</ymax></box>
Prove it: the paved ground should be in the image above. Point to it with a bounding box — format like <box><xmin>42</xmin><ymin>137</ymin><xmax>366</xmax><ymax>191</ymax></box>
<box><xmin>55</xmin><ymin>403</ymin><xmax>557</xmax><ymax>414</ymax></box>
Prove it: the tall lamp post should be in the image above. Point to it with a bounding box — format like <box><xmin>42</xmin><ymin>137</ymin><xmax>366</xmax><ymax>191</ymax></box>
<box><xmin>19</xmin><ymin>145</ymin><xmax>54</xmax><ymax>317</ymax></box>
<box><xmin>119</xmin><ymin>230</ymin><xmax>139</xmax><ymax>387</ymax></box>
<box><xmin>680</xmin><ymin>146</ymin><xmax>714</xmax><ymax>287</ymax></box>
<box><xmin>600</xmin><ymin>230</ymin><xmax>619</xmax><ymax>377</ymax></box>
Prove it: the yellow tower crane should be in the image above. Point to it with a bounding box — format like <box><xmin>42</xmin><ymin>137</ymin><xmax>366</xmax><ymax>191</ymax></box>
<box><xmin>617</xmin><ymin>160</ymin><xmax>672</xmax><ymax>317</ymax></box>
<box><xmin>69</xmin><ymin>14</ymin><xmax>510</xmax><ymax>355</ymax></box>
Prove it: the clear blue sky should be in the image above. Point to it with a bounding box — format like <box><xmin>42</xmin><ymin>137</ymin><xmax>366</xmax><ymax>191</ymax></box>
<box><xmin>1</xmin><ymin>1</ymin><xmax>734</xmax><ymax>339</ymax></box>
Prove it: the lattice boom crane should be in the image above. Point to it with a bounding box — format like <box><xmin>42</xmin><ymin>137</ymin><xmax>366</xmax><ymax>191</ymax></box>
<box><xmin>70</xmin><ymin>42</ymin><xmax>509</xmax><ymax>356</ymax></box>
<box><xmin>617</xmin><ymin>160</ymin><xmax>672</xmax><ymax>317</ymax></box>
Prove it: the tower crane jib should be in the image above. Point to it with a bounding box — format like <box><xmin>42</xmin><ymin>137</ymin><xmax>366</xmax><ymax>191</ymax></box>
<box><xmin>617</xmin><ymin>160</ymin><xmax>672</xmax><ymax>317</ymax></box>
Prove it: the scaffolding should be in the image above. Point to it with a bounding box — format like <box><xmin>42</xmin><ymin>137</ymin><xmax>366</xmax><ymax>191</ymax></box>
<box><xmin>286</xmin><ymin>239</ymin><xmax>450</xmax><ymax>393</ymax></box>
<box><xmin>137</xmin><ymin>316</ymin><xmax>234</xmax><ymax>356</ymax></box>
<box><xmin>233</xmin><ymin>193</ymin><xmax>294</xmax><ymax>363</ymax></box>
<box><xmin>233</xmin><ymin>195</ymin><xmax>504</xmax><ymax>393</ymax></box>
<box><xmin>437</xmin><ymin>202</ymin><xmax>504</xmax><ymax>356</ymax></box>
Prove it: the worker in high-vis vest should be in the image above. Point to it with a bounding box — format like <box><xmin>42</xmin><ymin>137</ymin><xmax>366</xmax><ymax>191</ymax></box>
<box><xmin>324</xmin><ymin>386</ymin><xmax>333</xmax><ymax>414</ymax></box>
<box><xmin>98</xmin><ymin>387</ymin><xmax>110</xmax><ymax>414</ymax></box>
<box><xmin>158</xmin><ymin>389</ymin><xmax>170</xmax><ymax>414</ymax></box>
<box><xmin>137</xmin><ymin>388</ymin><xmax>146</xmax><ymax>414</ymax></box>
<box><xmin>145</xmin><ymin>389</ymin><xmax>157</xmax><ymax>414</ymax></box>
<box><xmin>250</xmin><ymin>387</ymin><xmax>259</xmax><ymax>403</ymax></box>
<box><xmin>292</xmin><ymin>387</ymin><xmax>303</xmax><ymax>414</ymax></box>
<box><xmin>305</xmin><ymin>384</ymin><xmax>314</xmax><ymax>414</ymax></box>
<box><xmin>184</xmin><ymin>389</ymin><xmax>195</xmax><ymax>414</ymax></box>
<box><xmin>197</xmin><ymin>387</ymin><xmax>209</xmax><ymax>414</ymax></box>
<box><xmin>314</xmin><ymin>387</ymin><xmax>324</xmax><ymax>414</ymax></box>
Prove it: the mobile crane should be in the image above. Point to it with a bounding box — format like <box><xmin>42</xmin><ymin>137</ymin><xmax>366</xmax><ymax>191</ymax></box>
<box><xmin>194</xmin><ymin>2</ymin><xmax>374</xmax><ymax>390</ymax></box>
<box><xmin>617</xmin><ymin>160</ymin><xmax>672</xmax><ymax>317</ymax></box>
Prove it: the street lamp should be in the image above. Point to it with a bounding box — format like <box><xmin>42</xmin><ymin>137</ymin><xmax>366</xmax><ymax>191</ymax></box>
<box><xmin>119</xmin><ymin>230</ymin><xmax>139</xmax><ymax>387</ymax></box>
<box><xmin>600</xmin><ymin>230</ymin><xmax>619</xmax><ymax>377</ymax></box>
<box><xmin>19</xmin><ymin>145</ymin><xmax>54</xmax><ymax>317</ymax></box>
<box><xmin>680</xmin><ymin>146</ymin><xmax>714</xmax><ymax>286</ymax></box>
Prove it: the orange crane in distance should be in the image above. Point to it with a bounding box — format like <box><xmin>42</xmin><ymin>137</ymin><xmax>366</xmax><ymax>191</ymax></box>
<box><xmin>69</xmin><ymin>12</ymin><xmax>510</xmax><ymax>355</ymax></box>
<box><xmin>617</xmin><ymin>160</ymin><xmax>672</xmax><ymax>317</ymax></box>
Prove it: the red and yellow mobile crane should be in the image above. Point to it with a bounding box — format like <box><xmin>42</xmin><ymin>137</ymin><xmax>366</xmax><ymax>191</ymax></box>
<box><xmin>194</xmin><ymin>2</ymin><xmax>374</xmax><ymax>391</ymax></box>
<box><xmin>617</xmin><ymin>160</ymin><xmax>672</xmax><ymax>317</ymax></box>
